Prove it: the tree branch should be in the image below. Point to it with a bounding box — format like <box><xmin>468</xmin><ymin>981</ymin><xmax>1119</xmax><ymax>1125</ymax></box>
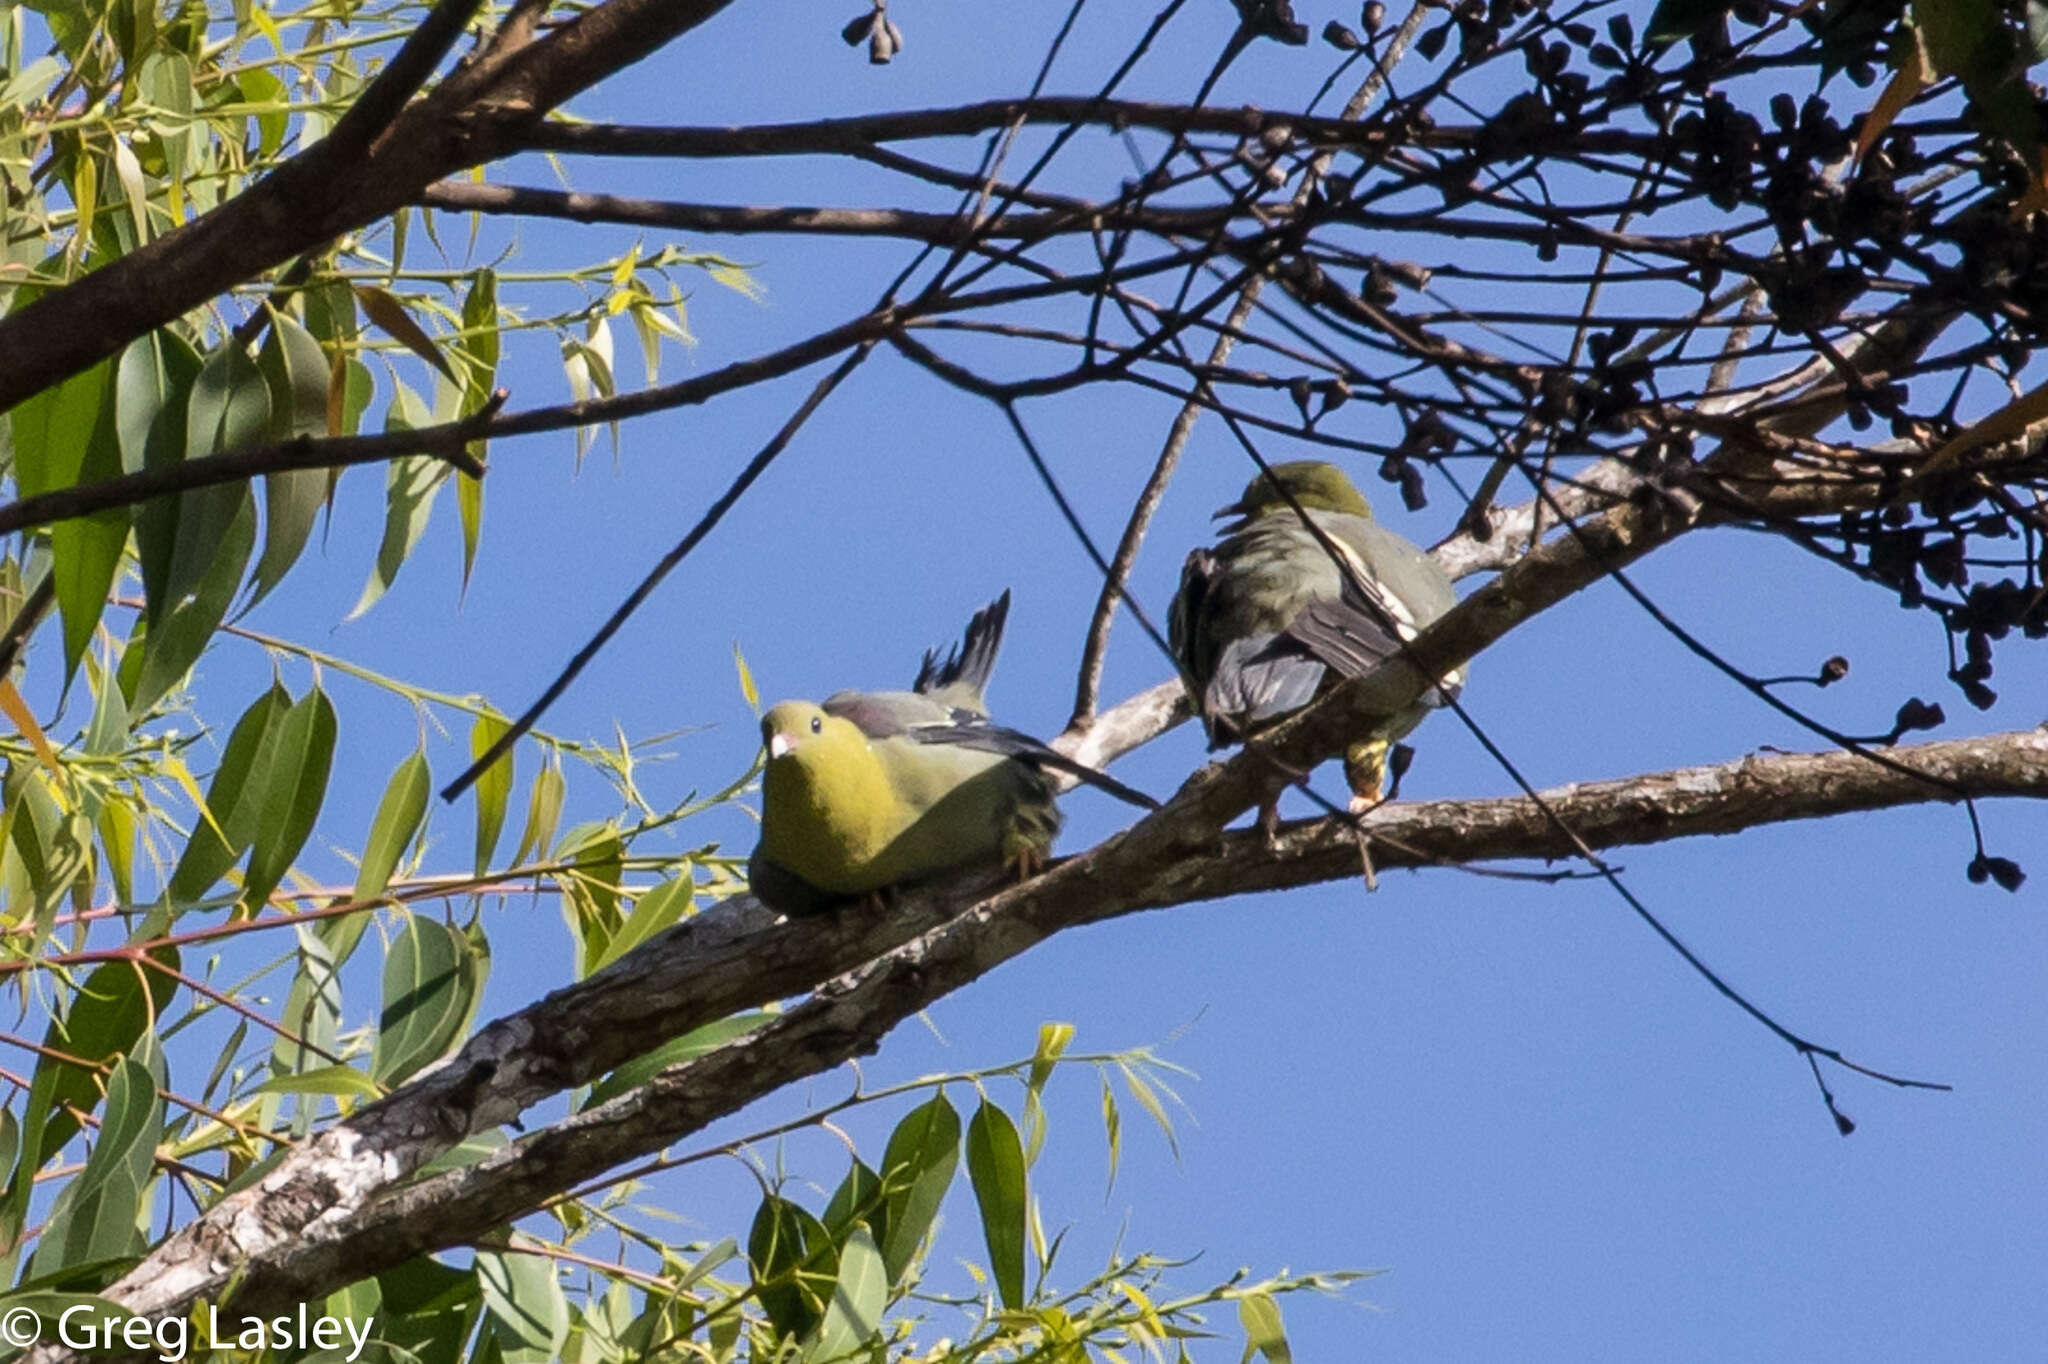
<box><xmin>417</xmin><ymin>179</ymin><xmax>1243</xmax><ymax>243</ymax></box>
<box><xmin>68</xmin><ymin>727</ymin><xmax>2048</xmax><ymax>1338</ymax></box>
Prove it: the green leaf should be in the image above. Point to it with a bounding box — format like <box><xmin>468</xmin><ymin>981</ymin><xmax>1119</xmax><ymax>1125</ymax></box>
<box><xmin>456</xmin><ymin>270</ymin><xmax>498</xmax><ymax>586</ymax></box>
<box><xmin>115</xmin><ymin>330</ymin><xmax>199</xmax><ymax>477</ymax></box>
<box><xmin>29</xmin><ymin>1039</ymin><xmax>164</xmax><ymax>1276</ymax></box>
<box><xmin>110</xmin><ymin>136</ymin><xmax>148</xmax><ymax>244</ymax></box>
<box><xmin>166</xmin><ymin>682</ymin><xmax>290</xmax><ymax>904</ymax></box>
<box><xmin>270</xmin><ymin>924</ymin><xmax>342</xmax><ymax>1109</ymax></box>
<box><xmin>732</xmin><ymin>641</ymin><xmax>760</xmax><ymax>713</ymax></box>
<box><xmin>822</xmin><ymin>1159</ymin><xmax>885</xmax><ymax>1245</ymax></box>
<box><xmin>508</xmin><ymin>759</ymin><xmax>564</xmax><ymax>869</ymax></box>
<box><xmin>123</xmin><ymin>490</ymin><xmax>254</xmax><ymax>715</ymax></box>
<box><xmin>965</xmin><ymin>1100</ymin><xmax>1028</xmax><ymax>1310</ymax></box>
<box><xmin>588</xmin><ymin>874</ymin><xmax>692</xmax><ymax>975</ymax></box>
<box><xmin>183</xmin><ymin>339</ymin><xmax>270</xmax><ymax>456</ymax></box>
<box><xmin>116</xmin><ymin>330</ymin><xmax>202</xmax><ymax>664</ymax></box>
<box><xmin>348</xmin><ymin>379</ymin><xmax>444</xmax><ymax>618</ymax></box>
<box><xmin>806</xmin><ymin>1225</ymin><xmax>885</xmax><ymax>1362</ymax></box>
<box><xmin>356</xmin><ymin>750</ymin><xmax>431</xmax><ymax>902</ymax></box>
<box><xmin>476</xmin><ymin>1249</ymin><xmax>570</xmax><ymax>1364</ymax></box>
<box><xmin>239</xmin><ymin>683</ymin><xmax>337</xmax><ymax>913</ymax></box>
<box><xmin>135</xmin><ymin>52</ymin><xmax>194</xmax><ymax>188</ymax></box>
<box><xmin>5</xmin><ymin>765</ymin><xmax>91</xmax><ymax>948</ymax></box>
<box><xmin>130</xmin><ymin>340</ymin><xmax>268</xmax><ymax>686</ymax></box>
<box><xmin>1101</xmin><ymin>1075</ymin><xmax>1122</xmax><ymax>1197</ymax></box>
<box><xmin>582</xmin><ymin>1011</ymin><xmax>766</xmax><ymax>1108</ymax></box>
<box><xmin>373</xmin><ymin>914</ymin><xmax>486</xmax><ymax>1085</ymax></box>
<box><xmin>748</xmin><ymin>1196</ymin><xmax>837</xmax><ymax>1342</ymax></box>
<box><xmin>1023</xmin><ymin>1021</ymin><xmax>1073</xmax><ymax>1166</ymax></box>
<box><xmin>457</xmin><ymin>464</ymin><xmax>484</xmax><ymax>593</ymax></box>
<box><xmin>470</xmin><ymin>709</ymin><xmax>514</xmax><ymax>873</ymax></box>
<box><xmin>248</xmin><ymin>312</ymin><xmax>332</xmax><ymax>607</ymax></box>
<box><xmin>0</xmin><ymin>1293</ymin><xmax>138</xmax><ymax>1347</ymax></box>
<box><xmin>10</xmin><ymin>949</ymin><xmax>177</xmax><ymax>1210</ymax></box>
<box><xmin>556</xmin><ymin>822</ymin><xmax>624</xmax><ymax>976</ymax></box>
<box><xmin>355</xmin><ymin>283</ymin><xmax>455</xmax><ymax>381</ymax></box>
<box><xmin>877</xmin><ymin>1092</ymin><xmax>960</xmax><ymax>1285</ymax></box>
<box><xmin>11</xmin><ymin>355</ymin><xmax>124</xmax><ymax>680</ymax></box>
<box><xmin>376</xmin><ymin>1255</ymin><xmax>484</xmax><ymax>1364</ymax></box>
<box><xmin>236</xmin><ymin>67</ymin><xmax>288</xmax><ymax>157</ymax></box>
<box><xmin>1118</xmin><ymin>1061</ymin><xmax>1180</xmax><ymax>1159</ymax></box>
<box><xmin>252</xmin><ymin>1064</ymin><xmax>383</xmax><ymax>1101</ymax></box>
<box><xmin>1237</xmin><ymin>1292</ymin><xmax>1293</xmax><ymax>1364</ymax></box>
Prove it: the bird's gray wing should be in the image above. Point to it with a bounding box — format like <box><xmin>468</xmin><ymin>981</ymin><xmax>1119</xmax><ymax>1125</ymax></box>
<box><xmin>823</xmin><ymin>688</ymin><xmax>954</xmax><ymax>739</ymax></box>
<box><xmin>898</xmin><ymin>720</ymin><xmax>1161</xmax><ymax>811</ymax></box>
<box><xmin>1280</xmin><ymin>573</ymin><xmax>1460</xmax><ymax>707</ymax></box>
<box><xmin>1206</xmin><ymin>635</ymin><xmax>1328</xmax><ymax>734</ymax></box>
<box><xmin>1175</xmin><ymin>545</ymin><xmax>1331</xmax><ymax>746</ymax></box>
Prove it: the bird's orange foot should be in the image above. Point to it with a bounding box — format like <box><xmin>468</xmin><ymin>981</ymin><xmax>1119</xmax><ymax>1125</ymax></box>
<box><xmin>1005</xmin><ymin>846</ymin><xmax>1047</xmax><ymax>884</ymax></box>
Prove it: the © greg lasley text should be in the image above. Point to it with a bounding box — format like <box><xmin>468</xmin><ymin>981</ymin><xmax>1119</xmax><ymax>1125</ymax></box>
<box><xmin>57</xmin><ymin>1301</ymin><xmax>374</xmax><ymax>1362</ymax></box>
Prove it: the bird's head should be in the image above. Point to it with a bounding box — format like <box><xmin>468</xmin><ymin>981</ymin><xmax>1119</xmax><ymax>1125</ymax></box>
<box><xmin>761</xmin><ymin>700</ymin><xmax>865</xmax><ymax>767</ymax></box>
<box><xmin>1214</xmin><ymin>460</ymin><xmax>1372</xmax><ymax>529</ymax></box>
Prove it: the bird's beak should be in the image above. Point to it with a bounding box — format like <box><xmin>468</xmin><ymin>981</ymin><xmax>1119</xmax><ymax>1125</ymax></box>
<box><xmin>1211</xmin><ymin>498</ymin><xmax>1250</xmax><ymax>531</ymax></box>
<box><xmin>768</xmin><ymin>731</ymin><xmax>796</xmax><ymax>760</ymax></box>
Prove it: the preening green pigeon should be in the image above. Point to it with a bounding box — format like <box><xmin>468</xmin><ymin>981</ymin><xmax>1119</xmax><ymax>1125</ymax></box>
<box><xmin>1170</xmin><ymin>460</ymin><xmax>1463</xmax><ymax>812</ymax></box>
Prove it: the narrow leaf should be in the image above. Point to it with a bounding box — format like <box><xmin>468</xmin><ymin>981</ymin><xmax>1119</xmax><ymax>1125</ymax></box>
<box><xmin>878</xmin><ymin>1092</ymin><xmax>960</xmax><ymax>1285</ymax></box>
<box><xmin>372</xmin><ymin>914</ymin><xmax>484</xmax><ymax>1085</ymax></box>
<box><xmin>355</xmin><ymin>284</ymin><xmax>455</xmax><ymax>381</ymax></box>
<box><xmin>965</xmin><ymin>1100</ymin><xmax>1029</xmax><ymax>1310</ymax></box>
<box><xmin>807</xmin><ymin>1226</ymin><xmax>885</xmax><ymax>1362</ymax></box>
<box><xmin>355</xmin><ymin>750</ymin><xmax>430</xmax><ymax>902</ymax></box>
<box><xmin>470</xmin><ymin>710</ymin><xmax>513</xmax><ymax>873</ymax></box>
<box><xmin>240</xmin><ymin>684</ymin><xmax>337</xmax><ymax>913</ymax></box>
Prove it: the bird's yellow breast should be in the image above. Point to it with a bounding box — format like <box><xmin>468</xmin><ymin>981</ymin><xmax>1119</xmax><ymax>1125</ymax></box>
<box><xmin>759</xmin><ymin>734</ymin><xmax>909</xmax><ymax>894</ymax></box>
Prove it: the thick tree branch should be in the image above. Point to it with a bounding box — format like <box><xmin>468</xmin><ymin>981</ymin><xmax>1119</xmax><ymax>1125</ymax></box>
<box><xmin>69</xmin><ymin>728</ymin><xmax>2048</xmax><ymax>1338</ymax></box>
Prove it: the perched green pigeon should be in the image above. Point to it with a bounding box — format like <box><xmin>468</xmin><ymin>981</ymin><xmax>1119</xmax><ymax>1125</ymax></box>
<box><xmin>750</xmin><ymin>592</ymin><xmax>1156</xmax><ymax>916</ymax></box>
<box><xmin>1169</xmin><ymin>460</ymin><xmax>1463</xmax><ymax>813</ymax></box>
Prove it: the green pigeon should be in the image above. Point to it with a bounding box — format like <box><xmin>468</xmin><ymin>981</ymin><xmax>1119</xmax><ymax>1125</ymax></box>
<box><xmin>1169</xmin><ymin>460</ymin><xmax>1464</xmax><ymax>813</ymax></box>
<box><xmin>750</xmin><ymin>592</ymin><xmax>1156</xmax><ymax>916</ymax></box>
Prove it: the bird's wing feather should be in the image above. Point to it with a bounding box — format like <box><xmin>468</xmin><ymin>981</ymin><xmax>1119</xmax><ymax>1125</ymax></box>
<box><xmin>899</xmin><ymin>720</ymin><xmax>1160</xmax><ymax>811</ymax></box>
<box><xmin>823</xmin><ymin>688</ymin><xmax>954</xmax><ymax>738</ymax></box>
<box><xmin>1281</xmin><ymin>572</ymin><xmax>1461</xmax><ymax>706</ymax></box>
<box><xmin>1206</xmin><ymin>635</ymin><xmax>1326</xmax><ymax>737</ymax></box>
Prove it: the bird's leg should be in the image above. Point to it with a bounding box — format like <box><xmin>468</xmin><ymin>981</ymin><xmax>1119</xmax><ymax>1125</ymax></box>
<box><xmin>1343</xmin><ymin>739</ymin><xmax>1408</xmax><ymax>893</ymax></box>
<box><xmin>1245</xmin><ymin>741</ymin><xmax>1314</xmax><ymax>850</ymax></box>
<box><xmin>1005</xmin><ymin>847</ymin><xmax>1049</xmax><ymax>884</ymax></box>
<box><xmin>859</xmin><ymin>885</ymin><xmax>898</xmax><ymax>915</ymax></box>
<box><xmin>1385</xmin><ymin>743</ymin><xmax>1416</xmax><ymax>802</ymax></box>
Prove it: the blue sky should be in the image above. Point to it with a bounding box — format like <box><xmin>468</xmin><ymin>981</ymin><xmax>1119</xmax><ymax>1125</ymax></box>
<box><xmin>150</xmin><ymin>1</ymin><xmax>2048</xmax><ymax>1359</ymax></box>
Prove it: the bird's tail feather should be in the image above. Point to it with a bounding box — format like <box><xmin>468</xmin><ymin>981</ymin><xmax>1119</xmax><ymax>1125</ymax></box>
<box><xmin>914</xmin><ymin>589</ymin><xmax>1011</xmax><ymax>709</ymax></box>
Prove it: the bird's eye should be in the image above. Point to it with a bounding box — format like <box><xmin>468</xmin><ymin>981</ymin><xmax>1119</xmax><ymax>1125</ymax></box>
<box><xmin>810</xmin><ymin>716</ymin><xmax>823</xmax><ymax>734</ymax></box>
